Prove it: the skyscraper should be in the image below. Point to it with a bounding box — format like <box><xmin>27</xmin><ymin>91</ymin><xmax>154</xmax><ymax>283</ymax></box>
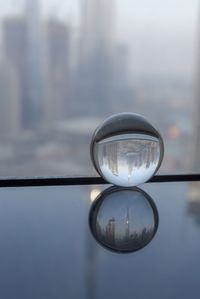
<box><xmin>2</xmin><ymin>0</ymin><xmax>45</xmax><ymax>129</ymax></box>
<box><xmin>80</xmin><ymin>0</ymin><xmax>115</xmax><ymax>60</ymax></box>
<box><xmin>74</xmin><ymin>0</ymin><xmax>134</xmax><ymax>117</ymax></box>
<box><xmin>0</xmin><ymin>62</ymin><xmax>20</xmax><ymax>140</ymax></box>
<box><xmin>45</xmin><ymin>19</ymin><xmax>71</xmax><ymax>123</ymax></box>
<box><xmin>73</xmin><ymin>0</ymin><xmax>116</xmax><ymax>116</ymax></box>
<box><xmin>2</xmin><ymin>16</ymin><xmax>29</xmax><ymax>129</ymax></box>
<box><xmin>25</xmin><ymin>0</ymin><xmax>45</xmax><ymax>128</ymax></box>
<box><xmin>192</xmin><ymin>7</ymin><xmax>200</xmax><ymax>172</ymax></box>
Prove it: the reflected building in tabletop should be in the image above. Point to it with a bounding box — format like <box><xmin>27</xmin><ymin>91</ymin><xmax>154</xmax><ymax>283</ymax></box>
<box><xmin>105</xmin><ymin>217</ymin><xmax>116</xmax><ymax>246</ymax></box>
<box><xmin>125</xmin><ymin>208</ymin><xmax>130</xmax><ymax>241</ymax></box>
<box><xmin>187</xmin><ymin>182</ymin><xmax>200</xmax><ymax>224</ymax></box>
<box><xmin>89</xmin><ymin>186</ymin><xmax>159</xmax><ymax>253</ymax></box>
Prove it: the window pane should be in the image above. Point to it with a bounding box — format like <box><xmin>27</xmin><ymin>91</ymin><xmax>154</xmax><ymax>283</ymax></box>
<box><xmin>0</xmin><ymin>0</ymin><xmax>198</xmax><ymax>177</ymax></box>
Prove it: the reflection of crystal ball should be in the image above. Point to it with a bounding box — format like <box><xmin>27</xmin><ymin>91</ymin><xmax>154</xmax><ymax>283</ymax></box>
<box><xmin>89</xmin><ymin>186</ymin><xmax>159</xmax><ymax>253</ymax></box>
<box><xmin>90</xmin><ymin>113</ymin><xmax>164</xmax><ymax>187</ymax></box>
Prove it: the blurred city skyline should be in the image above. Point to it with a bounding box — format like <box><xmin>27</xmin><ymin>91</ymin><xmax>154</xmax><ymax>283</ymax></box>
<box><xmin>0</xmin><ymin>0</ymin><xmax>198</xmax><ymax>177</ymax></box>
<box><xmin>0</xmin><ymin>0</ymin><xmax>198</xmax><ymax>76</ymax></box>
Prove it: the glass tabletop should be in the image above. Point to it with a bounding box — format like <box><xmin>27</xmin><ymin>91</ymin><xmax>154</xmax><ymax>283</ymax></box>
<box><xmin>0</xmin><ymin>181</ymin><xmax>199</xmax><ymax>299</ymax></box>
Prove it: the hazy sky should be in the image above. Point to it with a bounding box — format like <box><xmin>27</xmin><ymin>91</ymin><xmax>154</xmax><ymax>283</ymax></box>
<box><xmin>43</xmin><ymin>0</ymin><xmax>200</xmax><ymax>77</ymax></box>
<box><xmin>1</xmin><ymin>0</ymin><xmax>198</xmax><ymax>33</ymax></box>
<box><xmin>0</xmin><ymin>0</ymin><xmax>199</xmax><ymax>76</ymax></box>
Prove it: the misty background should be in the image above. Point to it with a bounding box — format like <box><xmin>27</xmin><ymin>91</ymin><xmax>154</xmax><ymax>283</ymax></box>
<box><xmin>0</xmin><ymin>0</ymin><xmax>198</xmax><ymax>177</ymax></box>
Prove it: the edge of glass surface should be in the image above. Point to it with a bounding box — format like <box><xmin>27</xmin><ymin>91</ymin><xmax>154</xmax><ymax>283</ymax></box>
<box><xmin>0</xmin><ymin>174</ymin><xmax>199</xmax><ymax>188</ymax></box>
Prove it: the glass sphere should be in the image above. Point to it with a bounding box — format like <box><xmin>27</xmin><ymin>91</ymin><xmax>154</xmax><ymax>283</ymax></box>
<box><xmin>89</xmin><ymin>186</ymin><xmax>159</xmax><ymax>253</ymax></box>
<box><xmin>90</xmin><ymin>113</ymin><xmax>164</xmax><ymax>187</ymax></box>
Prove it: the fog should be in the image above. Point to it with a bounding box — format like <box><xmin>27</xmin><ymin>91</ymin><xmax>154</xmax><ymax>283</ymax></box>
<box><xmin>0</xmin><ymin>0</ymin><xmax>198</xmax><ymax>177</ymax></box>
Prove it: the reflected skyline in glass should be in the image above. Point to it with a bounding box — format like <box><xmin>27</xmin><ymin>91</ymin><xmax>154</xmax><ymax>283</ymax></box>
<box><xmin>96</xmin><ymin>134</ymin><xmax>161</xmax><ymax>186</ymax></box>
<box><xmin>89</xmin><ymin>186</ymin><xmax>158</xmax><ymax>252</ymax></box>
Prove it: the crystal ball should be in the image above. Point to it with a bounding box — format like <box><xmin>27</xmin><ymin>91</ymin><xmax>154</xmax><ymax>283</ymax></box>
<box><xmin>89</xmin><ymin>186</ymin><xmax>159</xmax><ymax>253</ymax></box>
<box><xmin>90</xmin><ymin>113</ymin><xmax>164</xmax><ymax>187</ymax></box>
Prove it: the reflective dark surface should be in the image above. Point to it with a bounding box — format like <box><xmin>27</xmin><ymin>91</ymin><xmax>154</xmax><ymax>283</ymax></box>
<box><xmin>89</xmin><ymin>186</ymin><xmax>158</xmax><ymax>252</ymax></box>
<box><xmin>0</xmin><ymin>182</ymin><xmax>199</xmax><ymax>298</ymax></box>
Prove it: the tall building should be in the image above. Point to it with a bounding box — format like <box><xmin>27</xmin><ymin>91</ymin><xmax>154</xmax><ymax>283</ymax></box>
<box><xmin>24</xmin><ymin>0</ymin><xmax>45</xmax><ymax>128</ymax></box>
<box><xmin>2</xmin><ymin>17</ymin><xmax>29</xmax><ymax>129</ymax></box>
<box><xmin>80</xmin><ymin>0</ymin><xmax>115</xmax><ymax>60</ymax></box>
<box><xmin>73</xmin><ymin>0</ymin><xmax>134</xmax><ymax>117</ymax></box>
<box><xmin>72</xmin><ymin>0</ymin><xmax>116</xmax><ymax>116</ymax></box>
<box><xmin>193</xmin><ymin>7</ymin><xmax>200</xmax><ymax>172</ymax></box>
<box><xmin>194</xmin><ymin>90</ymin><xmax>200</xmax><ymax>169</ymax></box>
<box><xmin>0</xmin><ymin>62</ymin><xmax>20</xmax><ymax>140</ymax></box>
<box><xmin>45</xmin><ymin>19</ymin><xmax>71</xmax><ymax>123</ymax></box>
<box><xmin>2</xmin><ymin>0</ymin><xmax>45</xmax><ymax>129</ymax></box>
